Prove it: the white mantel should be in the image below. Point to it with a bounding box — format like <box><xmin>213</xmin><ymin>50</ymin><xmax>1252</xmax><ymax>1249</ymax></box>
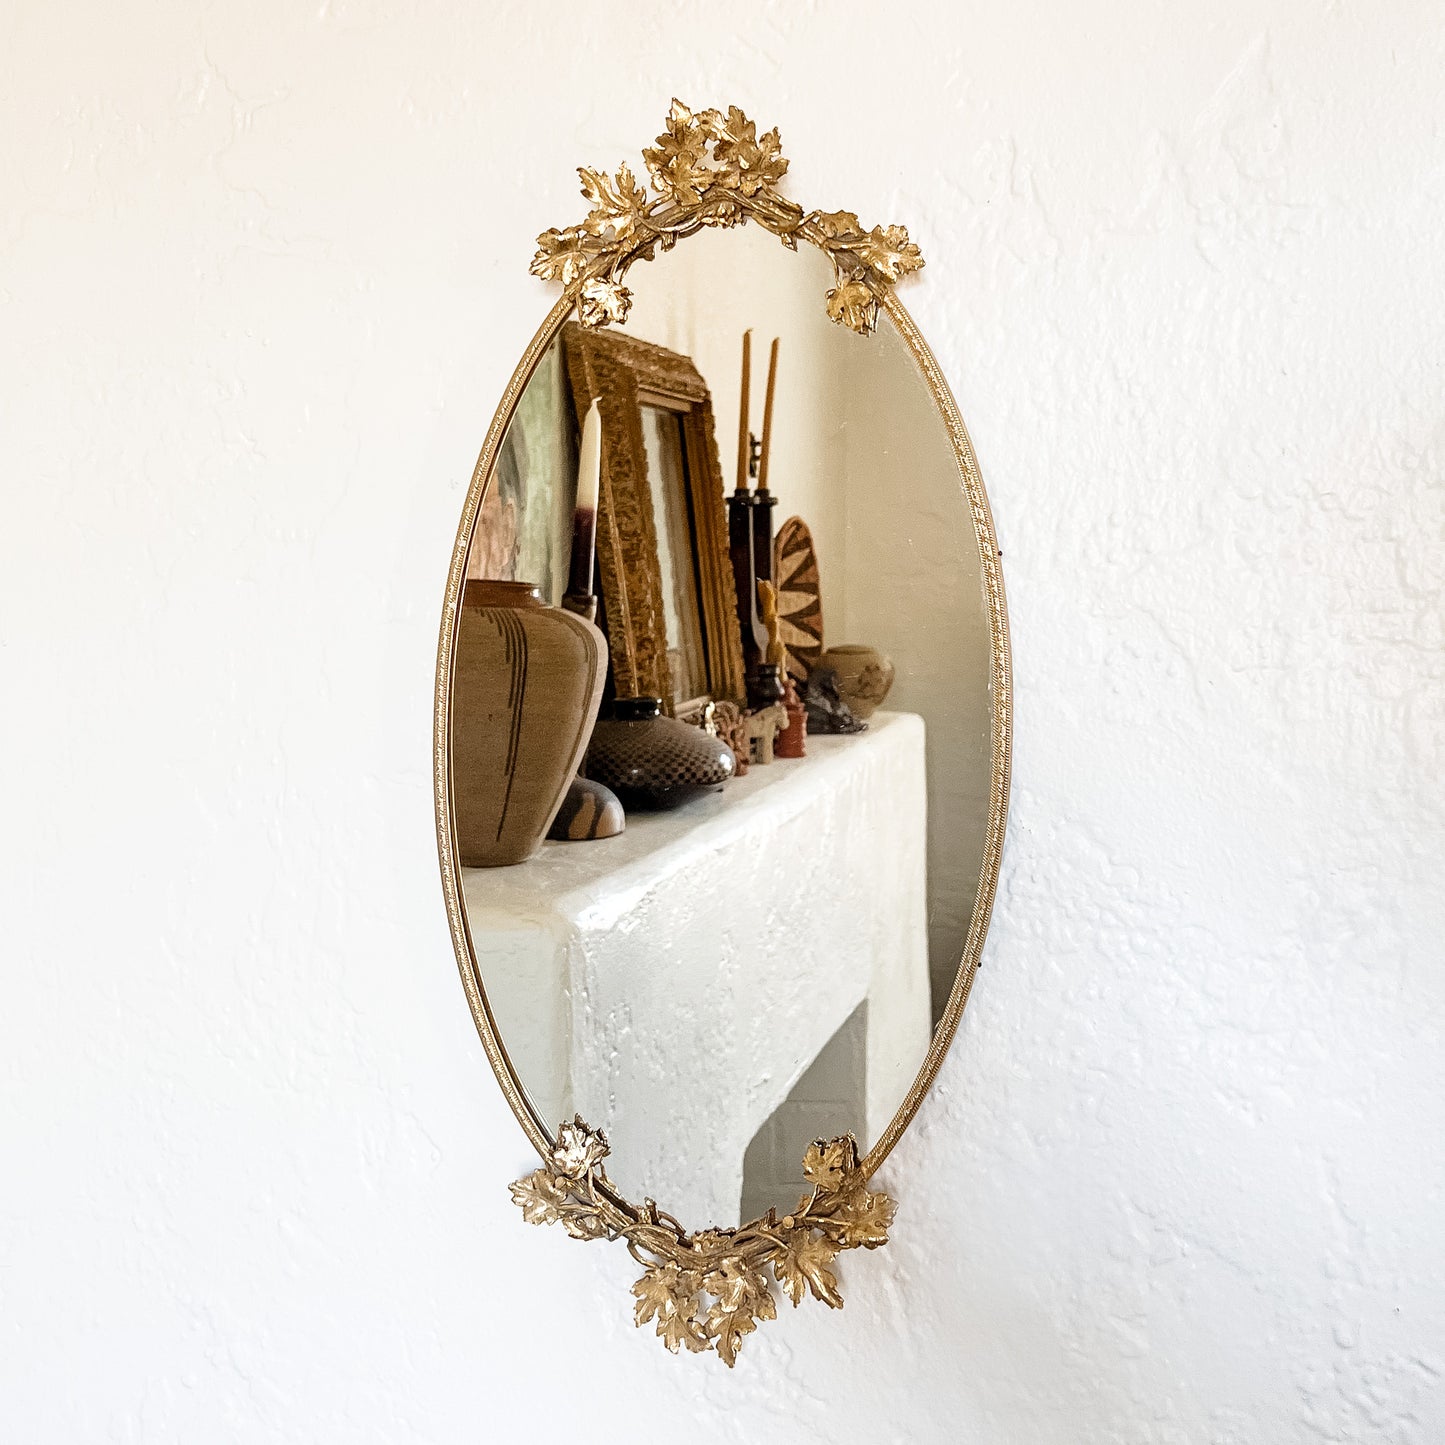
<box><xmin>461</xmin><ymin>710</ymin><xmax>931</xmax><ymax>1224</ymax></box>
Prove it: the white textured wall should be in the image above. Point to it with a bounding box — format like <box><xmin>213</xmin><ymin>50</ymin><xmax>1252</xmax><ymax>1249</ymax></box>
<box><xmin>3</xmin><ymin>2</ymin><xmax>1442</xmax><ymax>1441</ymax></box>
<box><xmin>627</xmin><ymin>222</ymin><xmax>857</xmax><ymax>620</ymax></box>
<box><xmin>835</xmin><ymin>315</ymin><xmax>995</xmax><ymax>1011</ymax></box>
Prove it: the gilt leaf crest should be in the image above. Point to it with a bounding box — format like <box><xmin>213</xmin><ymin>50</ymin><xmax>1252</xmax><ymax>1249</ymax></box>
<box><xmin>529</xmin><ymin>99</ymin><xmax>923</xmax><ymax>334</ymax></box>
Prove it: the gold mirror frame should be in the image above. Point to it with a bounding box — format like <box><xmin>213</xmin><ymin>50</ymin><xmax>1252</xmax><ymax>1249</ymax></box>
<box><xmin>434</xmin><ymin>101</ymin><xmax>1012</xmax><ymax>1366</ymax></box>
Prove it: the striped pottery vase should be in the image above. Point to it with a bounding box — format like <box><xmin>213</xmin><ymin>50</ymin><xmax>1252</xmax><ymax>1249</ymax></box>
<box><xmin>452</xmin><ymin>580</ymin><xmax>606</xmax><ymax>867</ymax></box>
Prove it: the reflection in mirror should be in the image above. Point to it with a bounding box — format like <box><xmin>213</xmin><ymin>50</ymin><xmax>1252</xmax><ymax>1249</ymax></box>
<box><xmin>639</xmin><ymin>402</ymin><xmax>708</xmax><ymax>707</ymax></box>
<box><xmin>454</xmin><ymin>223</ymin><xmax>993</xmax><ymax>1227</ymax></box>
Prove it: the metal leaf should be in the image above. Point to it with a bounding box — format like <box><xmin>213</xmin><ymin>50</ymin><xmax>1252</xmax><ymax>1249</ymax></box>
<box><xmin>802</xmin><ymin>1134</ymin><xmax>860</xmax><ymax>1192</ymax></box>
<box><xmin>551</xmin><ymin>1115</ymin><xmax>609</xmax><ymax>1178</ymax></box>
<box><xmin>509</xmin><ymin>1169</ymin><xmax>570</xmax><ymax>1226</ymax></box>
<box><xmin>772</xmin><ymin>1230</ymin><xmax>843</xmax><ymax>1308</ymax></box>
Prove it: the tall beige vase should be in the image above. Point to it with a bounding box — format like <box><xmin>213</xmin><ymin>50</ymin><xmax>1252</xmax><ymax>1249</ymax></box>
<box><xmin>453</xmin><ymin>579</ymin><xmax>607</xmax><ymax>867</ymax></box>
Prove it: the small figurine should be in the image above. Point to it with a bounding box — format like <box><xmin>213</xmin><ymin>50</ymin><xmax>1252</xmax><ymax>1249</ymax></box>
<box><xmin>803</xmin><ymin>666</ymin><xmax>867</xmax><ymax>735</ymax></box>
<box><xmin>774</xmin><ymin>673</ymin><xmax>807</xmax><ymax>759</ymax></box>
<box><xmin>743</xmin><ymin>703</ymin><xmax>789</xmax><ymax>765</ymax></box>
<box><xmin>704</xmin><ymin>700</ymin><xmax>750</xmax><ymax>776</ymax></box>
<box><xmin>748</xmin><ymin>578</ymin><xmax>789</xmax><ymax>709</ymax></box>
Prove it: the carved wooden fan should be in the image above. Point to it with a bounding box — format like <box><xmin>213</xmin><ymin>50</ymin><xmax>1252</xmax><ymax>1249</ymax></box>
<box><xmin>773</xmin><ymin>515</ymin><xmax>824</xmax><ymax>680</ymax></box>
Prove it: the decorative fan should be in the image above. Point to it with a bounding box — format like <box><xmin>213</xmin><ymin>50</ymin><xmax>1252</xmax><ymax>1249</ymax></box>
<box><xmin>773</xmin><ymin>516</ymin><xmax>824</xmax><ymax>680</ymax></box>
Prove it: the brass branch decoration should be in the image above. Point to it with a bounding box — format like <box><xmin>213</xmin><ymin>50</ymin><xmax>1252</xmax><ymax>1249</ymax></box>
<box><xmin>530</xmin><ymin>100</ymin><xmax>924</xmax><ymax>336</ymax></box>
<box><xmin>510</xmin><ymin>1116</ymin><xmax>896</xmax><ymax>1366</ymax></box>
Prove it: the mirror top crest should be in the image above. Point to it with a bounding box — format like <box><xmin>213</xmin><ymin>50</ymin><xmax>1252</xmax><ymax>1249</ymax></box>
<box><xmin>530</xmin><ymin>98</ymin><xmax>924</xmax><ymax>336</ymax></box>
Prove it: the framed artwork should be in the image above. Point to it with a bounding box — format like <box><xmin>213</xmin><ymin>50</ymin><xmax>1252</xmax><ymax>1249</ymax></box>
<box><xmin>560</xmin><ymin>322</ymin><xmax>745</xmax><ymax>717</ymax></box>
<box><xmin>466</xmin><ymin>343</ymin><xmax>577</xmax><ymax>605</ymax></box>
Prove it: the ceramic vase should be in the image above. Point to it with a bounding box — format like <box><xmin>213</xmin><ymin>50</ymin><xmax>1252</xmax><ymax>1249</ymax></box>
<box><xmin>816</xmin><ymin>644</ymin><xmax>895</xmax><ymax>720</ymax></box>
<box><xmin>586</xmin><ymin>697</ymin><xmax>736</xmax><ymax>810</ymax></box>
<box><xmin>453</xmin><ymin>579</ymin><xmax>607</xmax><ymax>867</ymax></box>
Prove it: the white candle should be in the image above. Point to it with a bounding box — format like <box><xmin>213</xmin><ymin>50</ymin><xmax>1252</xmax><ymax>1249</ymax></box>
<box><xmin>576</xmin><ymin>397</ymin><xmax>601</xmax><ymax>515</ymax></box>
<box><xmin>568</xmin><ymin>398</ymin><xmax>602</xmax><ymax>598</ymax></box>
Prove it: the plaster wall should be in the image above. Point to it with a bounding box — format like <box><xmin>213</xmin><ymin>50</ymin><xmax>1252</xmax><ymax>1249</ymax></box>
<box><xmin>625</xmin><ymin>223</ymin><xmax>858</xmax><ymax>629</ymax></box>
<box><xmin>835</xmin><ymin>316</ymin><xmax>996</xmax><ymax>1014</ymax></box>
<box><xmin>4</xmin><ymin>2</ymin><xmax>1443</xmax><ymax>1441</ymax></box>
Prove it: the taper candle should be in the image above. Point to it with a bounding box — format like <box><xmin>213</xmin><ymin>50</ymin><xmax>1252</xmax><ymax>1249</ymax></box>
<box><xmin>735</xmin><ymin>329</ymin><xmax>752</xmax><ymax>491</ymax></box>
<box><xmin>757</xmin><ymin>336</ymin><xmax>779</xmax><ymax>492</ymax></box>
<box><xmin>567</xmin><ymin>397</ymin><xmax>601</xmax><ymax>599</ymax></box>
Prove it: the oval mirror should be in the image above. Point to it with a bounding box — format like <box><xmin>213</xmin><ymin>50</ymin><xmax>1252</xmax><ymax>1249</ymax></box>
<box><xmin>436</xmin><ymin>102</ymin><xmax>1009</xmax><ymax>1365</ymax></box>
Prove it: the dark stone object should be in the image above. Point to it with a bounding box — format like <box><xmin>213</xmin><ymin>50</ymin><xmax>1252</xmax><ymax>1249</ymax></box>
<box><xmin>547</xmin><ymin>776</ymin><xmax>625</xmax><ymax>841</ymax></box>
<box><xmin>803</xmin><ymin>667</ymin><xmax>867</xmax><ymax>735</ymax></box>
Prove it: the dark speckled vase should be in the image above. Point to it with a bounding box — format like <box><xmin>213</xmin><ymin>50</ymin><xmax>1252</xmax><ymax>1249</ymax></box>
<box><xmin>584</xmin><ymin>697</ymin><xmax>736</xmax><ymax>811</ymax></box>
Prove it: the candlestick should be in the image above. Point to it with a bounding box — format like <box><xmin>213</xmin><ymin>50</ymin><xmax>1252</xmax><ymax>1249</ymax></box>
<box><xmin>757</xmin><ymin>337</ymin><xmax>779</xmax><ymax>492</ymax></box>
<box><xmin>729</xmin><ymin>487</ymin><xmax>764</xmax><ymax>668</ymax></box>
<box><xmin>735</xmin><ymin>329</ymin><xmax>752</xmax><ymax>492</ymax></box>
<box><xmin>751</xmin><ymin>485</ymin><xmax>775</xmax><ymax>589</ymax></box>
<box><xmin>567</xmin><ymin>397</ymin><xmax>601</xmax><ymax>601</ymax></box>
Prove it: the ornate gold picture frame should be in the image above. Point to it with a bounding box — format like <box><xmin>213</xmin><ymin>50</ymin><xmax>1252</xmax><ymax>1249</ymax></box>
<box><xmin>560</xmin><ymin>321</ymin><xmax>746</xmax><ymax>716</ymax></box>
<box><xmin>434</xmin><ymin>100</ymin><xmax>1013</xmax><ymax>1366</ymax></box>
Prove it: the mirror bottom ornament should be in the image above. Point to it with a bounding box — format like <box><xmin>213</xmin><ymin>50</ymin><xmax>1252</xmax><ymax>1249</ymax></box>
<box><xmin>510</xmin><ymin>1115</ymin><xmax>896</xmax><ymax>1366</ymax></box>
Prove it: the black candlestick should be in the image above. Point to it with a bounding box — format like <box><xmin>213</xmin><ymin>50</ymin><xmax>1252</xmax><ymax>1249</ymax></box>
<box><xmin>566</xmin><ymin>505</ymin><xmax>597</xmax><ymax>599</ymax></box>
<box><xmin>748</xmin><ymin>661</ymin><xmax>787</xmax><ymax>710</ymax></box>
<box><xmin>751</xmin><ymin>484</ymin><xmax>776</xmax><ymax>589</ymax></box>
<box><xmin>728</xmin><ymin>487</ymin><xmax>765</xmax><ymax>683</ymax></box>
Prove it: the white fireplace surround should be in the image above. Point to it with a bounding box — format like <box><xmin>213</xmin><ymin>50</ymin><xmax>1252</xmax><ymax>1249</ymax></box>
<box><xmin>462</xmin><ymin>710</ymin><xmax>933</xmax><ymax>1224</ymax></box>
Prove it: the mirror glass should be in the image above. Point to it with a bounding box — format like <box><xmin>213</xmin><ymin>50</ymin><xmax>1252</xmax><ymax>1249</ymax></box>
<box><xmin>454</xmin><ymin>223</ymin><xmax>995</xmax><ymax>1226</ymax></box>
<box><xmin>638</xmin><ymin>403</ymin><xmax>708</xmax><ymax>705</ymax></box>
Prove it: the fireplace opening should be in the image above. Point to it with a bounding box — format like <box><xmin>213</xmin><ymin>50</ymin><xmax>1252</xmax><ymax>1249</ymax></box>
<box><xmin>739</xmin><ymin>1002</ymin><xmax>868</xmax><ymax>1222</ymax></box>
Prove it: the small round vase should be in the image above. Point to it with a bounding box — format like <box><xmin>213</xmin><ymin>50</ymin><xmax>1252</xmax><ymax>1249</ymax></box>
<box><xmin>453</xmin><ymin>579</ymin><xmax>607</xmax><ymax>867</ymax></box>
<box><xmin>585</xmin><ymin>697</ymin><xmax>736</xmax><ymax>811</ymax></box>
<box><xmin>816</xmin><ymin>644</ymin><xmax>895</xmax><ymax>720</ymax></box>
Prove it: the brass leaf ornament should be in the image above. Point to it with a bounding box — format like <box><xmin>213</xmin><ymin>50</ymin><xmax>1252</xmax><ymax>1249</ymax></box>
<box><xmin>530</xmin><ymin>99</ymin><xmax>924</xmax><ymax>336</ymax></box>
<box><xmin>512</xmin><ymin>1114</ymin><xmax>896</xmax><ymax>1366</ymax></box>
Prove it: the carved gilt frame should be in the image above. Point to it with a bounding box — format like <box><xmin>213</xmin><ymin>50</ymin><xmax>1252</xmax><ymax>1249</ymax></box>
<box><xmin>434</xmin><ymin>101</ymin><xmax>1013</xmax><ymax>1366</ymax></box>
<box><xmin>560</xmin><ymin>321</ymin><xmax>746</xmax><ymax>715</ymax></box>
